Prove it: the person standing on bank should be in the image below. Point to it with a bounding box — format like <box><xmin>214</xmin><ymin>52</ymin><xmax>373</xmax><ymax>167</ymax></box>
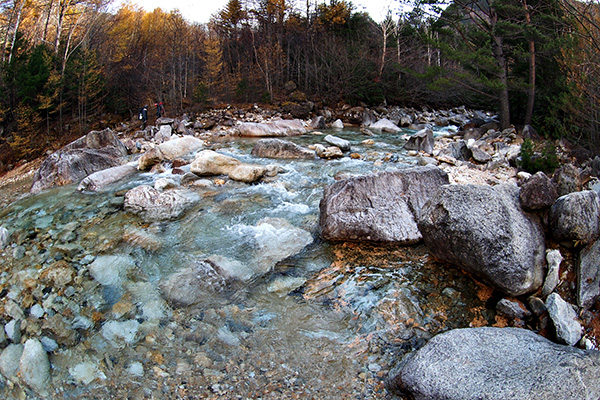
<box><xmin>139</xmin><ymin>105</ymin><xmax>148</xmax><ymax>129</ymax></box>
<box><xmin>155</xmin><ymin>101</ymin><xmax>165</xmax><ymax>118</ymax></box>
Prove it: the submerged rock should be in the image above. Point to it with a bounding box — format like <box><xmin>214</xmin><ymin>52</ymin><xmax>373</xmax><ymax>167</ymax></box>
<box><xmin>418</xmin><ymin>184</ymin><xmax>546</xmax><ymax>296</ymax></box>
<box><xmin>124</xmin><ymin>185</ymin><xmax>199</xmax><ymax>221</ymax></box>
<box><xmin>320</xmin><ymin>165</ymin><xmax>449</xmax><ymax>243</ymax></box>
<box><xmin>388</xmin><ymin>327</ymin><xmax>600</xmax><ymax>400</ymax></box>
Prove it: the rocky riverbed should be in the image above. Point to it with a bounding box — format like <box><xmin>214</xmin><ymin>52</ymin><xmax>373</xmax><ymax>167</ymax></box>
<box><xmin>0</xmin><ymin>104</ymin><xmax>599</xmax><ymax>399</ymax></box>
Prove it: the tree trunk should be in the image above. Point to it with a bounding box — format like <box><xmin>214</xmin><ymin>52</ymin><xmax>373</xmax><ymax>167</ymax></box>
<box><xmin>492</xmin><ymin>34</ymin><xmax>511</xmax><ymax>129</ymax></box>
<box><xmin>524</xmin><ymin>0</ymin><xmax>535</xmax><ymax>126</ymax></box>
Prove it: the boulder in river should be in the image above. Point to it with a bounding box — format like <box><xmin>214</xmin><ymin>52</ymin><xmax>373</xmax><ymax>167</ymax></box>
<box><xmin>418</xmin><ymin>184</ymin><xmax>546</xmax><ymax>296</ymax></box>
<box><xmin>190</xmin><ymin>150</ymin><xmax>241</xmax><ymax>176</ymax></box>
<box><xmin>320</xmin><ymin>165</ymin><xmax>449</xmax><ymax>244</ymax></box>
<box><xmin>369</xmin><ymin>118</ymin><xmax>401</xmax><ymax>133</ymax></box>
<box><xmin>324</xmin><ymin>134</ymin><xmax>351</xmax><ymax>152</ymax></box>
<box><xmin>404</xmin><ymin>128</ymin><xmax>434</xmax><ymax>154</ymax></box>
<box><xmin>31</xmin><ymin>128</ymin><xmax>128</xmax><ymax>193</ymax></box>
<box><xmin>236</xmin><ymin>120</ymin><xmax>306</xmax><ymax>137</ymax></box>
<box><xmin>77</xmin><ymin>162</ymin><xmax>138</xmax><ymax>192</ymax></box>
<box><xmin>388</xmin><ymin>327</ymin><xmax>600</xmax><ymax>400</ymax></box>
<box><xmin>251</xmin><ymin>138</ymin><xmax>315</xmax><ymax>159</ymax></box>
<box><xmin>138</xmin><ymin>136</ymin><xmax>204</xmax><ymax>170</ymax></box>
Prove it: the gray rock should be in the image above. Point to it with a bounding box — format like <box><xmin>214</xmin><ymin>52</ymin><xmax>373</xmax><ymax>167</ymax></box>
<box><xmin>101</xmin><ymin>320</ymin><xmax>140</xmax><ymax>347</ymax></box>
<box><xmin>0</xmin><ymin>226</ymin><xmax>8</xmax><ymax>248</ymax></box>
<box><xmin>369</xmin><ymin>118</ymin><xmax>401</xmax><ymax>133</ymax></box>
<box><xmin>552</xmin><ymin>164</ymin><xmax>582</xmax><ymax>196</ymax></box>
<box><xmin>138</xmin><ymin>136</ymin><xmax>204</xmax><ymax>170</ymax></box>
<box><xmin>31</xmin><ymin>128</ymin><xmax>128</xmax><ymax>193</ymax></box>
<box><xmin>579</xmin><ymin>239</ymin><xmax>600</xmax><ymax>309</ymax></box>
<box><xmin>470</xmin><ymin>146</ymin><xmax>492</xmax><ymax>163</ymax></box>
<box><xmin>324</xmin><ymin>134</ymin><xmax>351</xmax><ymax>152</ymax></box>
<box><xmin>155</xmin><ymin>124</ymin><xmax>172</xmax><ymax>143</ymax></box>
<box><xmin>236</xmin><ymin>120</ymin><xmax>306</xmax><ymax>137</ymax></box>
<box><xmin>309</xmin><ymin>116</ymin><xmax>326</xmax><ymax>130</ymax></box>
<box><xmin>519</xmin><ymin>171</ymin><xmax>558</xmax><ymax>210</ymax></box>
<box><xmin>190</xmin><ymin>150</ymin><xmax>241</xmax><ymax>176</ymax></box>
<box><xmin>388</xmin><ymin>327</ymin><xmax>600</xmax><ymax>400</ymax></box>
<box><xmin>228</xmin><ymin>164</ymin><xmax>266</xmax><ymax>183</ymax></box>
<box><xmin>331</xmin><ymin>119</ymin><xmax>344</xmax><ymax>129</ymax></box>
<box><xmin>19</xmin><ymin>339</ymin><xmax>51</xmax><ymax>395</ymax></box>
<box><xmin>541</xmin><ymin>249</ymin><xmax>563</xmax><ymax>297</ymax></box>
<box><xmin>77</xmin><ymin>162</ymin><xmax>138</xmax><ymax>192</ymax></box>
<box><xmin>496</xmin><ymin>298</ymin><xmax>531</xmax><ymax>319</ymax></box>
<box><xmin>251</xmin><ymin>138</ymin><xmax>315</xmax><ymax>159</ymax></box>
<box><xmin>449</xmin><ymin>141</ymin><xmax>471</xmax><ymax>161</ymax></box>
<box><xmin>418</xmin><ymin>184</ymin><xmax>546</xmax><ymax>296</ymax></box>
<box><xmin>40</xmin><ymin>336</ymin><xmax>59</xmax><ymax>352</ymax></box>
<box><xmin>315</xmin><ymin>144</ymin><xmax>343</xmax><ymax>159</ymax></box>
<box><xmin>0</xmin><ymin>344</ymin><xmax>23</xmax><ymax>378</ymax></box>
<box><xmin>546</xmin><ymin>293</ymin><xmax>582</xmax><ymax>346</ymax></box>
<box><xmin>404</xmin><ymin>128</ymin><xmax>434</xmax><ymax>154</ymax></box>
<box><xmin>5</xmin><ymin>319</ymin><xmax>21</xmax><ymax>343</ymax></box>
<box><xmin>549</xmin><ymin>190</ymin><xmax>600</xmax><ymax>244</ymax></box>
<box><xmin>124</xmin><ymin>185</ymin><xmax>199</xmax><ymax>222</ymax></box>
<box><xmin>320</xmin><ymin>165</ymin><xmax>449</xmax><ymax>243</ymax></box>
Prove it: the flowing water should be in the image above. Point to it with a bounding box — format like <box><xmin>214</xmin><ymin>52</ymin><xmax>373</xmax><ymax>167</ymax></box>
<box><xmin>0</xmin><ymin>128</ymin><xmax>496</xmax><ymax>399</ymax></box>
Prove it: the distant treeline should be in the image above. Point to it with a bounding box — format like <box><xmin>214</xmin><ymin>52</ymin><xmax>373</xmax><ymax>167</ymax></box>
<box><xmin>0</xmin><ymin>0</ymin><xmax>598</xmax><ymax>168</ymax></box>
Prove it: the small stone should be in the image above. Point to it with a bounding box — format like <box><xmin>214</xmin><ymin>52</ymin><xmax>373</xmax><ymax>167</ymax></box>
<box><xmin>127</xmin><ymin>361</ymin><xmax>144</xmax><ymax>377</ymax></box>
<box><xmin>541</xmin><ymin>249</ymin><xmax>563</xmax><ymax>297</ymax></box>
<box><xmin>546</xmin><ymin>293</ymin><xmax>582</xmax><ymax>346</ymax></box>
<box><xmin>496</xmin><ymin>298</ymin><xmax>531</xmax><ymax>319</ymax></box>
<box><xmin>5</xmin><ymin>320</ymin><xmax>22</xmax><ymax>343</ymax></box>
<box><xmin>101</xmin><ymin>320</ymin><xmax>140</xmax><ymax>347</ymax></box>
<box><xmin>69</xmin><ymin>361</ymin><xmax>107</xmax><ymax>385</ymax></box>
<box><xmin>40</xmin><ymin>336</ymin><xmax>59</xmax><ymax>352</ymax></box>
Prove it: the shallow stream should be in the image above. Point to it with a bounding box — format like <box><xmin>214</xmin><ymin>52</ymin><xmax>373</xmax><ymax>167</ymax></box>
<box><xmin>0</xmin><ymin>127</ymin><xmax>497</xmax><ymax>399</ymax></box>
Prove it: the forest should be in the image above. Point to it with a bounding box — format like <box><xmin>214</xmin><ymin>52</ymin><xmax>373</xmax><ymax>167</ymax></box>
<box><xmin>0</xmin><ymin>0</ymin><xmax>599</xmax><ymax>171</ymax></box>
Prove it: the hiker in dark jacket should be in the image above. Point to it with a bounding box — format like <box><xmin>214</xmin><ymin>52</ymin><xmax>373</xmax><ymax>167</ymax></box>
<box><xmin>139</xmin><ymin>105</ymin><xmax>148</xmax><ymax>129</ymax></box>
<box><xmin>155</xmin><ymin>101</ymin><xmax>165</xmax><ymax>118</ymax></box>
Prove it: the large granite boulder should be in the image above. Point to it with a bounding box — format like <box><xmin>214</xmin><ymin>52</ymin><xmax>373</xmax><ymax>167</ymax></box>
<box><xmin>138</xmin><ymin>136</ymin><xmax>204</xmax><ymax>170</ymax></box>
<box><xmin>388</xmin><ymin>327</ymin><xmax>600</xmax><ymax>400</ymax></box>
<box><xmin>251</xmin><ymin>138</ymin><xmax>315</xmax><ymax>159</ymax></box>
<box><xmin>549</xmin><ymin>190</ymin><xmax>600</xmax><ymax>244</ymax></box>
<box><xmin>319</xmin><ymin>165</ymin><xmax>449</xmax><ymax>244</ymax></box>
<box><xmin>579</xmin><ymin>239</ymin><xmax>600</xmax><ymax>309</ymax></box>
<box><xmin>236</xmin><ymin>120</ymin><xmax>306</xmax><ymax>137</ymax></box>
<box><xmin>31</xmin><ymin>128</ymin><xmax>128</xmax><ymax>193</ymax></box>
<box><xmin>124</xmin><ymin>185</ymin><xmax>199</xmax><ymax>222</ymax></box>
<box><xmin>418</xmin><ymin>184</ymin><xmax>546</xmax><ymax>296</ymax></box>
